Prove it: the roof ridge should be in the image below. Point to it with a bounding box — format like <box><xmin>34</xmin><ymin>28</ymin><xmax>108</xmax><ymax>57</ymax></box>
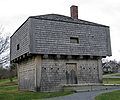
<box><xmin>29</xmin><ymin>14</ymin><xmax>109</xmax><ymax>27</ymax></box>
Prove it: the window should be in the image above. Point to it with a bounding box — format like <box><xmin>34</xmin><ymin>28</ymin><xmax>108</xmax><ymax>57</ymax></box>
<box><xmin>70</xmin><ymin>37</ymin><xmax>79</xmax><ymax>44</ymax></box>
<box><xmin>17</xmin><ymin>44</ymin><xmax>20</xmax><ymax>50</ymax></box>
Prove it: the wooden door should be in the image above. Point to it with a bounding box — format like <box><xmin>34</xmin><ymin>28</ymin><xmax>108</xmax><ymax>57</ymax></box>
<box><xmin>66</xmin><ymin>63</ymin><xmax>78</xmax><ymax>84</ymax></box>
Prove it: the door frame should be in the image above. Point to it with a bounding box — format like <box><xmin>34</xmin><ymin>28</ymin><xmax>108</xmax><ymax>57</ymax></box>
<box><xmin>66</xmin><ymin>63</ymin><xmax>78</xmax><ymax>84</ymax></box>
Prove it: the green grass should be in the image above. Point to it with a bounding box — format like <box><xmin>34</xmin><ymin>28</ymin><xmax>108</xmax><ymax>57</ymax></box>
<box><xmin>103</xmin><ymin>73</ymin><xmax>120</xmax><ymax>78</ymax></box>
<box><xmin>95</xmin><ymin>90</ymin><xmax>120</xmax><ymax>100</ymax></box>
<box><xmin>97</xmin><ymin>78</ymin><xmax>120</xmax><ymax>100</ymax></box>
<box><xmin>103</xmin><ymin>78</ymin><xmax>120</xmax><ymax>84</ymax></box>
<box><xmin>0</xmin><ymin>78</ymin><xmax>73</xmax><ymax>100</ymax></box>
<box><xmin>0</xmin><ymin>86</ymin><xmax>72</xmax><ymax>100</ymax></box>
<box><xmin>103</xmin><ymin>73</ymin><xmax>120</xmax><ymax>84</ymax></box>
<box><xmin>113</xmin><ymin>73</ymin><xmax>120</xmax><ymax>77</ymax></box>
<box><xmin>0</xmin><ymin>77</ymin><xmax>17</xmax><ymax>87</ymax></box>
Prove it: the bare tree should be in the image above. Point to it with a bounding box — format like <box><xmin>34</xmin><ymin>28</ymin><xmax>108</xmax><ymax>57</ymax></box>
<box><xmin>0</xmin><ymin>25</ymin><xmax>9</xmax><ymax>66</ymax></box>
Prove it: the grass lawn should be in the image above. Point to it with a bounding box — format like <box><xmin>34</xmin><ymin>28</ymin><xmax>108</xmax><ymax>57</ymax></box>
<box><xmin>95</xmin><ymin>90</ymin><xmax>120</xmax><ymax>100</ymax></box>
<box><xmin>103</xmin><ymin>73</ymin><xmax>120</xmax><ymax>78</ymax></box>
<box><xmin>0</xmin><ymin>77</ymin><xmax>18</xmax><ymax>86</ymax></box>
<box><xmin>113</xmin><ymin>73</ymin><xmax>120</xmax><ymax>77</ymax></box>
<box><xmin>96</xmin><ymin>76</ymin><xmax>120</xmax><ymax>100</ymax></box>
<box><xmin>103</xmin><ymin>78</ymin><xmax>120</xmax><ymax>84</ymax></box>
<box><xmin>0</xmin><ymin>78</ymin><xmax>73</xmax><ymax>100</ymax></box>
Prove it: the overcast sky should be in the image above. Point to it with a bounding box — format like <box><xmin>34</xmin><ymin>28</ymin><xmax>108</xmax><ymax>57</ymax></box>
<box><xmin>0</xmin><ymin>0</ymin><xmax>120</xmax><ymax>61</ymax></box>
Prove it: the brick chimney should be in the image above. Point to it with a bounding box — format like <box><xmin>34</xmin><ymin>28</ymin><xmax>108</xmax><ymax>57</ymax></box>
<box><xmin>70</xmin><ymin>5</ymin><xmax>78</xmax><ymax>19</ymax></box>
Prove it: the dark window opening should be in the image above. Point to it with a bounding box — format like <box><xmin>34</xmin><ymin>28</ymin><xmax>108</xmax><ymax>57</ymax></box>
<box><xmin>49</xmin><ymin>54</ymin><xmax>56</xmax><ymax>59</ymax></box>
<box><xmin>17</xmin><ymin>44</ymin><xmax>20</xmax><ymax>50</ymax></box>
<box><xmin>70</xmin><ymin>37</ymin><xmax>79</xmax><ymax>44</ymax></box>
<box><xmin>72</xmin><ymin>55</ymin><xmax>79</xmax><ymax>59</ymax></box>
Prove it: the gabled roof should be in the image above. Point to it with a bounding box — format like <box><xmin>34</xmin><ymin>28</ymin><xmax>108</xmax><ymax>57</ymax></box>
<box><xmin>103</xmin><ymin>61</ymin><xmax>120</xmax><ymax>68</ymax></box>
<box><xmin>29</xmin><ymin>14</ymin><xmax>109</xmax><ymax>27</ymax></box>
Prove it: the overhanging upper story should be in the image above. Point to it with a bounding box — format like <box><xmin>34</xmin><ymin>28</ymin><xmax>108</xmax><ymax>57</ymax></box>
<box><xmin>10</xmin><ymin>5</ymin><xmax>112</xmax><ymax>62</ymax></box>
<box><xmin>10</xmin><ymin>13</ymin><xmax>112</xmax><ymax>62</ymax></box>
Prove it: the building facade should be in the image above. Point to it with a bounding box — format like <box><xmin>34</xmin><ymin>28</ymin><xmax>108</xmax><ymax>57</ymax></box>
<box><xmin>103</xmin><ymin>61</ymin><xmax>120</xmax><ymax>74</ymax></box>
<box><xmin>10</xmin><ymin>6</ymin><xmax>112</xmax><ymax>92</ymax></box>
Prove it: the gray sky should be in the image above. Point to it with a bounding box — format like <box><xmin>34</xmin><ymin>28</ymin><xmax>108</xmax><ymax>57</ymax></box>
<box><xmin>0</xmin><ymin>0</ymin><xmax>120</xmax><ymax>61</ymax></box>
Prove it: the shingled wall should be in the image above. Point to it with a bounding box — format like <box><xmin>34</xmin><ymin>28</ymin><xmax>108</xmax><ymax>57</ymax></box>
<box><xmin>17</xmin><ymin>55</ymin><xmax>102</xmax><ymax>92</ymax></box>
<box><xmin>11</xmin><ymin>14</ymin><xmax>111</xmax><ymax>92</ymax></box>
<box><xmin>10</xmin><ymin>15</ymin><xmax>111</xmax><ymax>61</ymax></box>
<box><xmin>10</xmin><ymin>19</ymin><xmax>31</xmax><ymax>61</ymax></box>
<box><xmin>39</xmin><ymin>58</ymin><xmax>102</xmax><ymax>92</ymax></box>
<box><xmin>30</xmin><ymin>18</ymin><xmax>111</xmax><ymax>56</ymax></box>
<box><xmin>18</xmin><ymin>57</ymin><xmax>36</xmax><ymax>91</ymax></box>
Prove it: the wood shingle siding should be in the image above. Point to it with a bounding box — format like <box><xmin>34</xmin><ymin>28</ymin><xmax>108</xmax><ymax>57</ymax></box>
<box><xmin>10</xmin><ymin>14</ymin><xmax>111</xmax><ymax>61</ymax></box>
<box><xmin>10</xmin><ymin>19</ymin><xmax>31</xmax><ymax>61</ymax></box>
<box><xmin>30</xmin><ymin>17</ymin><xmax>111</xmax><ymax>56</ymax></box>
<box><xmin>10</xmin><ymin>12</ymin><xmax>111</xmax><ymax>92</ymax></box>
